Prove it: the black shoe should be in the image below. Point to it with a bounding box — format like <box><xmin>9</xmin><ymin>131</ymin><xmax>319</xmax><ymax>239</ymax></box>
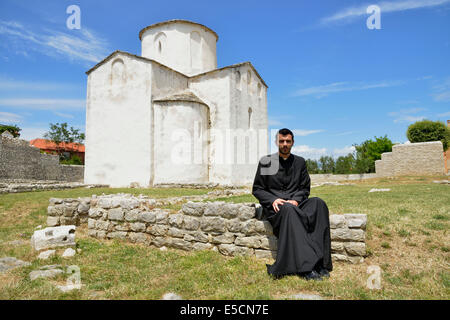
<box><xmin>301</xmin><ymin>270</ymin><xmax>322</xmax><ymax>281</ymax></box>
<box><xmin>317</xmin><ymin>268</ymin><xmax>330</xmax><ymax>278</ymax></box>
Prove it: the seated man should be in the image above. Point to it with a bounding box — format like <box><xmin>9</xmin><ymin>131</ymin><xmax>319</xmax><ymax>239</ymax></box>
<box><xmin>252</xmin><ymin>128</ymin><xmax>332</xmax><ymax>280</ymax></box>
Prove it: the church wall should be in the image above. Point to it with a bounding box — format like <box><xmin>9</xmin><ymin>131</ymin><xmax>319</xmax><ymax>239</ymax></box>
<box><xmin>229</xmin><ymin>65</ymin><xmax>269</xmax><ymax>186</ymax></box>
<box><xmin>151</xmin><ymin>62</ymin><xmax>189</xmax><ymax>98</ymax></box>
<box><xmin>188</xmin><ymin>70</ymin><xmax>233</xmax><ymax>185</ymax></box>
<box><xmin>141</xmin><ymin>23</ymin><xmax>217</xmax><ymax>76</ymax></box>
<box><xmin>84</xmin><ymin>53</ymin><xmax>152</xmax><ymax>187</ymax></box>
<box><xmin>152</xmin><ymin>101</ymin><xmax>209</xmax><ymax>184</ymax></box>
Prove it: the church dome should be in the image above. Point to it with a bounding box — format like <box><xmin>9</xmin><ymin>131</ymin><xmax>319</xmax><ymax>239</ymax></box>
<box><xmin>139</xmin><ymin>19</ymin><xmax>218</xmax><ymax>76</ymax></box>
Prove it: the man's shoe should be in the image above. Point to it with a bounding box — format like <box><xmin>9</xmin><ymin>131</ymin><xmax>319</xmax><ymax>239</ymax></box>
<box><xmin>301</xmin><ymin>270</ymin><xmax>322</xmax><ymax>281</ymax></box>
<box><xmin>317</xmin><ymin>268</ymin><xmax>330</xmax><ymax>278</ymax></box>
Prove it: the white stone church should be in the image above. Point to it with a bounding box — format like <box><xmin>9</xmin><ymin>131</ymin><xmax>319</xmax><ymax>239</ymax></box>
<box><xmin>84</xmin><ymin>20</ymin><xmax>269</xmax><ymax>188</ymax></box>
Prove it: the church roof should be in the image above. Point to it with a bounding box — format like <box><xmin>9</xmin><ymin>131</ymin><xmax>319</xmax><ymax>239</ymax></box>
<box><xmin>139</xmin><ymin>19</ymin><xmax>219</xmax><ymax>41</ymax></box>
<box><xmin>85</xmin><ymin>51</ymin><xmax>268</xmax><ymax>88</ymax></box>
<box><xmin>153</xmin><ymin>90</ymin><xmax>207</xmax><ymax>106</ymax></box>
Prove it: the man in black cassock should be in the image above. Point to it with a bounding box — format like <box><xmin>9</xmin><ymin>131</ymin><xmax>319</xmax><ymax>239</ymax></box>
<box><xmin>252</xmin><ymin>128</ymin><xmax>332</xmax><ymax>280</ymax></box>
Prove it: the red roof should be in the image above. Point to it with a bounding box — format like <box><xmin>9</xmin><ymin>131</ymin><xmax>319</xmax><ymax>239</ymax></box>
<box><xmin>29</xmin><ymin>138</ymin><xmax>85</xmax><ymax>153</ymax></box>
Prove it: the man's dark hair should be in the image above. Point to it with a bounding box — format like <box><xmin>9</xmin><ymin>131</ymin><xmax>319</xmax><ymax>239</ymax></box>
<box><xmin>276</xmin><ymin>128</ymin><xmax>294</xmax><ymax>141</ymax></box>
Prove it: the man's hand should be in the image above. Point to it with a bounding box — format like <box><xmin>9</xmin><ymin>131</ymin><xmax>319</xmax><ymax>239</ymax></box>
<box><xmin>286</xmin><ymin>200</ymin><xmax>298</xmax><ymax>206</ymax></box>
<box><xmin>272</xmin><ymin>198</ymin><xmax>287</xmax><ymax>213</ymax></box>
<box><xmin>272</xmin><ymin>199</ymin><xmax>299</xmax><ymax>213</ymax></box>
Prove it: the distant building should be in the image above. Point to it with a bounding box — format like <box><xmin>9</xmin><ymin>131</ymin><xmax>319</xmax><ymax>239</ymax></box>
<box><xmin>29</xmin><ymin>138</ymin><xmax>85</xmax><ymax>163</ymax></box>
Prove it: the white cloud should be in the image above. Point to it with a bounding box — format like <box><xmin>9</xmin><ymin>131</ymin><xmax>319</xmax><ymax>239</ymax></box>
<box><xmin>292</xmin><ymin>129</ymin><xmax>324</xmax><ymax>136</ymax></box>
<box><xmin>53</xmin><ymin>111</ymin><xmax>75</xmax><ymax>119</ymax></box>
<box><xmin>320</xmin><ymin>0</ymin><xmax>450</xmax><ymax>25</ymax></box>
<box><xmin>291</xmin><ymin>145</ymin><xmax>328</xmax><ymax>160</ymax></box>
<box><xmin>292</xmin><ymin>80</ymin><xmax>404</xmax><ymax>98</ymax></box>
<box><xmin>0</xmin><ymin>20</ymin><xmax>110</xmax><ymax>64</ymax></box>
<box><xmin>332</xmin><ymin>146</ymin><xmax>356</xmax><ymax>157</ymax></box>
<box><xmin>437</xmin><ymin>111</ymin><xmax>450</xmax><ymax>117</ymax></box>
<box><xmin>0</xmin><ymin>76</ymin><xmax>79</xmax><ymax>91</ymax></box>
<box><xmin>388</xmin><ymin>107</ymin><xmax>427</xmax><ymax>123</ymax></box>
<box><xmin>0</xmin><ymin>111</ymin><xmax>23</xmax><ymax>123</ymax></box>
<box><xmin>0</xmin><ymin>98</ymin><xmax>85</xmax><ymax>110</ymax></box>
<box><xmin>17</xmin><ymin>127</ymin><xmax>48</xmax><ymax>141</ymax></box>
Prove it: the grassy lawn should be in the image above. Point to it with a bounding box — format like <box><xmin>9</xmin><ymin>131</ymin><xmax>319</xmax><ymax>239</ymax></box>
<box><xmin>0</xmin><ymin>176</ymin><xmax>448</xmax><ymax>299</ymax></box>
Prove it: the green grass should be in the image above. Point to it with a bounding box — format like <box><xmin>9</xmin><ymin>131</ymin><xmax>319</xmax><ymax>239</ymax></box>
<box><xmin>0</xmin><ymin>175</ymin><xmax>449</xmax><ymax>300</ymax></box>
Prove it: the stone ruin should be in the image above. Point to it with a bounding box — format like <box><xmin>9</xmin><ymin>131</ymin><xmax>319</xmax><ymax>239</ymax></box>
<box><xmin>46</xmin><ymin>194</ymin><xmax>368</xmax><ymax>264</ymax></box>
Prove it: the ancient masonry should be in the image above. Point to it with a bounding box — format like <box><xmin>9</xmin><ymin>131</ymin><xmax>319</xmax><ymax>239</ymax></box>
<box><xmin>375</xmin><ymin>141</ymin><xmax>445</xmax><ymax>177</ymax></box>
<box><xmin>0</xmin><ymin>131</ymin><xmax>84</xmax><ymax>182</ymax></box>
<box><xmin>47</xmin><ymin>194</ymin><xmax>367</xmax><ymax>264</ymax></box>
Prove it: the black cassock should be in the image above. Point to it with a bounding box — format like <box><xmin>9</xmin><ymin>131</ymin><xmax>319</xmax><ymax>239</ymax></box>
<box><xmin>252</xmin><ymin>153</ymin><xmax>333</xmax><ymax>277</ymax></box>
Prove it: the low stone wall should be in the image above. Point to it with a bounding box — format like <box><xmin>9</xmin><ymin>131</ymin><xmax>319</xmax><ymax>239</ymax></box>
<box><xmin>47</xmin><ymin>194</ymin><xmax>367</xmax><ymax>263</ymax></box>
<box><xmin>376</xmin><ymin>141</ymin><xmax>445</xmax><ymax>176</ymax></box>
<box><xmin>0</xmin><ymin>133</ymin><xmax>84</xmax><ymax>182</ymax></box>
<box><xmin>310</xmin><ymin>173</ymin><xmax>377</xmax><ymax>183</ymax></box>
<box><xmin>0</xmin><ymin>180</ymin><xmax>108</xmax><ymax>194</ymax></box>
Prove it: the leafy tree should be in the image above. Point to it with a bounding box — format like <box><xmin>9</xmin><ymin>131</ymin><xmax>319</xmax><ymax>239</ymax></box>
<box><xmin>335</xmin><ymin>153</ymin><xmax>356</xmax><ymax>174</ymax></box>
<box><xmin>0</xmin><ymin>124</ymin><xmax>21</xmax><ymax>137</ymax></box>
<box><xmin>43</xmin><ymin>122</ymin><xmax>85</xmax><ymax>160</ymax></box>
<box><xmin>319</xmin><ymin>155</ymin><xmax>335</xmax><ymax>173</ymax></box>
<box><xmin>353</xmin><ymin>135</ymin><xmax>393</xmax><ymax>173</ymax></box>
<box><xmin>406</xmin><ymin>119</ymin><xmax>450</xmax><ymax>150</ymax></box>
<box><xmin>306</xmin><ymin>159</ymin><xmax>320</xmax><ymax>174</ymax></box>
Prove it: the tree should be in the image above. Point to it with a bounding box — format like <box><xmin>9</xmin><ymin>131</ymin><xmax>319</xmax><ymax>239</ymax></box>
<box><xmin>0</xmin><ymin>124</ymin><xmax>21</xmax><ymax>138</ymax></box>
<box><xmin>407</xmin><ymin>119</ymin><xmax>450</xmax><ymax>151</ymax></box>
<box><xmin>335</xmin><ymin>153</ymin><xmax>356</xmax><ymax>174</ymax></box>
<box><xmin>353</xmin><ymin>135</ymin><xmax>393</xmax><ymax>173</ymax></box>
<box><xmin>43</xmin><ymin>122</ymin><xmax>85</xmax><ymax>160</ymax></box>
<box><xmin>306</xmin><ymin>159</ymin><xmax>320</xmax><ymax>174</ymax></box>
<box><xmin>319</xmin><ymin>155</ymin><xmax>335</xmax><ymax>174</ymax></box>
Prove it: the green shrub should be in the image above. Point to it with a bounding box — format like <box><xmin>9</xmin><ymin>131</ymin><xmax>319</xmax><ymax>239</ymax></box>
<box><xmin>406</xmin><ymin>120</ymin><xmax>450</xmax><ymax>150</ymax></box>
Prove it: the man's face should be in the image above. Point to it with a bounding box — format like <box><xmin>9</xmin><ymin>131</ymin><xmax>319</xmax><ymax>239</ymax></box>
<box><xmin>276</xmin><ymin>134</ymin><xmax>294</xmax><ymax>155</ymax></box>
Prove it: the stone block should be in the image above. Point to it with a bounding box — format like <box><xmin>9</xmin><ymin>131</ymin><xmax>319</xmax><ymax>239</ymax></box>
<box><xmin>201</xmin><ymin>216</ymin><xmax>226</xmax><ymax>233</ymax></box>
<box><xmin>168</xmin><ymin>227</ymin><xmax>186</xmax><ymax>238</ymax></box>
<box><xmin>140</xmin><ymin>211</ymin><xmax>156</xmax><ymax>223</ymax></box>
<box><xmin>235</xmin><ymin>236</ymin><xmax>261</xmax><ymax>248</ymax></box>
<box><xmin>183</xmin><ymin>216</ymin><xmax>200</xmax><ymax>231</ymax></box>
<box><xmin>344</xmin><ymin>242</ymin><xmax>366</xmax><ymax>256</ymax></box>
<box><xmin>168</xmin><ymin>214</ymin><xmax>184</xmax><ymax>228</ymax></box>
<box><xmin>129</xmin><ymin>232</ymin><xmax>148</xmax><ymax>244</ymax></box>
<box><xmin>107</xmin><ymin>231</ymin><xmax>127</xmax><ymax>239</ymax></box>
<box><xmin>331</xmin><ymin>228</ymin><xmax>365</xmax><ymax>242</ymax></box>
<box><xmin>329</xmin><ymin>215</ymin><xmax>346</xmax><ymax>229</ymax></box>
<box><xmin>146</xmin><ymin>224</ymin><xmax>169</xmax><ymax>236</ymax></box>
<box><xmin>124</xmin><ymin>209</ymin><xmax>141</xmax><ymax>222</ymax></box>
<box><xmin>182</xmin><ymin>201</ymin><xmax>206</xmax><ymax>216</ymax></box>
<box><xmin>130</xmin><ymin>222</ymin><xmax>146</xmax><ymax>232</ymax></box>
<box><xmin>192</xmin><ymin>242</ymin><xmax>213</xmax><ymax>251</ymax></box>
<box><xmin>183</xmin><ymin>231</ymin><xmax>209</xmax><ymax>243</ymax></box>
<box><xmin>238</xmin><ymin>206</ymin><xmax>255</xmax><ymax>221</ymax></box>
<box><xmin>210</xmin><ymin>233</ymin><xmax>235</xmax><ymax>244</ymax></box>
<box><xmin>259</xmin><ymin>235</ymin><xmax>278</xmax><ymax>251</ymax></box>
<box><xmin>46</xmin><ymin>216</ymin><xmax>60</xmax><ymax>227</ymax></box>
<box><xmin>108</xmin><ymin>208</ymin><xmax>124</xmax><ymax>221</ymax></box>
<box><xmin>155</xmin><ymin>210</ymin><xmax>169</xmax><ymax>224</ymax></box>
<box><xmin>31</xmin><ymin>225</ymin><xmax>76</xmax><ymax>251</ymax></box>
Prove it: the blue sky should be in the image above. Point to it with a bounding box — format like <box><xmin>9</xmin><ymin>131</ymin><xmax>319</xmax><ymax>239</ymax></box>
<box><xmin>1</xmin><ymin>0</ymin><xmax>449</xmax><ymax>159</ymax></box>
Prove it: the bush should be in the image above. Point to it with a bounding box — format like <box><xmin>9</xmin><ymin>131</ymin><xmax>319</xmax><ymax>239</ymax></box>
<box><xmin>406</xmin><ymin>120</ymin><xmax>450</xmax><ymax>150</ymax></box>
<box><xmin>60</xmin><ymin>154</ymin><xmax>83</xmax><ymax>165</ymax></box>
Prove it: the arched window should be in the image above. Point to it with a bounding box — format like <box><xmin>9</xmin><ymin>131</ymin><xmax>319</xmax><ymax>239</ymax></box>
<box><xmin>248</xmin><ymin>107</ymin><xmax>252</xmax><ymax>129</ymax></box>
<box><xmin>236</xmin><ymin>71</ymin><xmax>241</xmax><ymax>91</ymax></box>
<box><xmin>257</xmin><ymin>83</ymin><xmax>262</xmax><ymax>98</ymax></box>
<box><xmin>111</xmin><ymin>58</ymin><xmax>125</xmax><ymax>86</ymax></box>
<box><xmin>154</xmin><ymin>32</ymin><xmax>167</xmax><ymax>58</ymax></box>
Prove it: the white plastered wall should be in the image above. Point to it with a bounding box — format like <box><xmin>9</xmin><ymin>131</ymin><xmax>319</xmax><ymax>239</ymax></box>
<box><xmin>84</xmin><ymin>53</ymin><xmax>152</xmax><ymax>187</ymax></box>
<box><xmin>141</xmin><ymin>22</ymin><xmax>217</xmax><ymax>76</ymax></box>
<box><xmin>229</xmin><ymin>65</ymin><xmax>269</xmax><ymax>185</ymax></box>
